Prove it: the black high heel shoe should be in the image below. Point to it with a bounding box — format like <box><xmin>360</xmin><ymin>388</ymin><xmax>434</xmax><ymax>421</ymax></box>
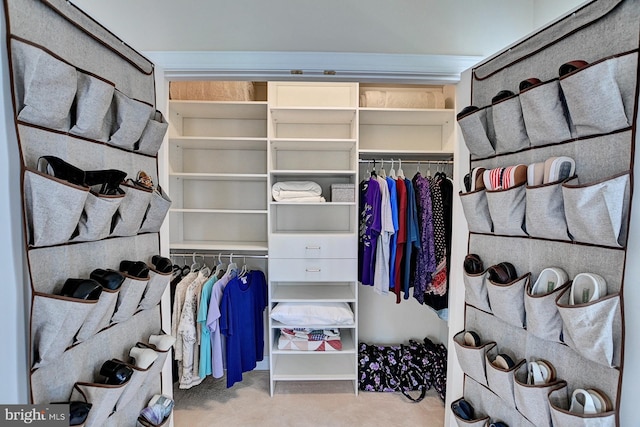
<box><xmin>120</xmin><ymin>260</ymin><xmax>150</xmax><ymax>279</ymax></box>
<box><xmin>90</xmin><ymin>269</ymin><xmax>125</xmax><ymax>291</ymax></box>
<box><xmin>99</xmin><ymin>360</ymin><xmax>133</xmax><ymax>385</ymax></box>
<box><xmin>38</xmin><ymin>156</ymin><xmax>86</xmax><ymax>186</ymax></box>
<box><xmin>59</xmin><ymin>278</ymin><xmax>103</xmax><ymax>300</ymax></box>
<box><xmin>38</xmin><ymin>156</ymin><xmax>127</xmax><ymax>195</ymax></box>
<box><xmin>84</xmin><ymin>169</ymin><xmax>126</xmax><ymax>195</ymax></box>
<box><xmin>151</xmin><ymin>255</ymin><xmax>173</xmax><ymax>274</ymax></box>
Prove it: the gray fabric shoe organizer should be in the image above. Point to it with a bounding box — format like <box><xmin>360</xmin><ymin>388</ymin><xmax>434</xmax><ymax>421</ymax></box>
<box><xmin>485</xmin><ymin>345</ymin><xmax>523</xmax><ymax>408</ymax></box>
<box><xmin>548</xmin><ymin>384</ymin><xmax>616</xmax><ymax>427</ymax></box>
<box><xmin>462</xmin><ymin>269</ymin><xmax>491</xmax><ymax>313</ymax></box>
<box><xmin>457</xmin><ymin>107</ymin><xmax>496</xmax><ymax>159</ymax></box>
<box><xmin>525</xmin><ymin>177</ymin><xmax>574</xmax><ymax>241</ymax></box>
<box><xmin>486</xmin><ymin>273</ymin><xmax>529</xmax><ymax>329</ymax></box>
<box><xmin>513</xmin><ymin>365</ymin><xmax>563</xmax><ymax>427</ymax></box>
<box><xmin>73</xmin><ymin>191</ymin><xmax>125</xmax><ymax>242</ymax></box>
<box><xmin>111</xmin><ymin>274</ymin><xmax>149</xmax><ymax>324</ymax></box>
<box><xmin>111</xmin><ymin>183</ymin><xmax>154</xmax><ymax>237</ymax></box>
<box><xmin>135</xmin><ymin>110</ymin><xmax>169</xmax><ymax>156</ymax></box>
<box><xmin>139</xmin><ymin>186</ymin><xmax>172</xmax><ymax>234</ymax></box>
<box><xmin>108</xmin><ymin>90</ymin><xmax>154</xmax><ymax>151</ymax></box>
<box><xmin>70</xmin><ymin>72</ymin><xmax>115</xmax><ymax>141</ymax></box>
<box><xmin>486</xmin><ymin>184</ymin><xmax>527</xmax><ymax>237</ymax></box>
<box><xmin>492</xmin><ymin>95</ymin><xmax>530</xmax><ymax>154</ymax></box>
<box><xmin>138</xmin><ymin>268</ymin><xmax>172</xmax><ymax>311</ymax></box>
<box><xmin>75</xmin><ymin>286</ymin><xmax>120</xmax><ymax>343</ymax></box>
<box><xmin>453</xmin><ymin>330</ymin><xmax>495</xmax><ymax>387</ymax></box>
<box><xmin>520</xmin><ymin>79</ymin><xmax>573</xmax><ymax>145</ymax></box>
<box><xmin>523</xmin><ymin>279</ymin><xmax>569</xmax><ymax>343</ymax></box>
<box><xmin>70</xmin><ymin>381</ymin><xmax>129</xmax><ymax>427</ymax></box>
<box><xmin>459</xmin><ymin>189</ymin><xmax>493</xmax><ymax>234</ymax></box>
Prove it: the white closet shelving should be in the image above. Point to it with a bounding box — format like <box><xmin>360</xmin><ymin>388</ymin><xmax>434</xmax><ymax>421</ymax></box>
<box><xmin>267</xmin><ymin>82</ymin><xmax>360</xmax><ymax>395</ymax></box>
<box><xmin>167</xmin><ymin>99</ymin><xmax>269</xmax><ymax>252</ymax></box>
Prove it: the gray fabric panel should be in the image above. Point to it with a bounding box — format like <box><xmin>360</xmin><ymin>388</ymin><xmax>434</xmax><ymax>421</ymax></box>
<box><xmin>486</xmin><ymin>185</ymin><xmax>527</xmax><ymax>236</ymax></box>
<box><xmin>459</xmin><ymin>190</ymin><xmax>493</xmax><ymax>234</ymax></box>
<box><xmin>139</xmin><ymin>187</ymin><xmax>172</xmax><ymax>234</ymax></box>
<box><xmin>513</xmin><ymin>364</ymin><xmax>561</xmax><ymax>427</ymax></box>
<box><xmin>19</xmin><ymin>124</ymin><xmax>159</xmax><ymax>186</ymax></box>
<box><xmin>524</xmin><ymin>281</ymin><xmax>569</xmax><ymax>343</ymax></box>
<box><xmin>563</xmin><ymin>172</ymin><xmax>630</xmax><ymax>247</ymax></box>
<box><xmin>111</xmin><ymin>275</ymin><xmax>149</xmax><ymax>324</ymax></box>
<box><xmin>492</xmin><ymin>96</ymin><xmax>530</xmax><ymax>154</ymax></box>
<box><xmin>24</xmin><ymin>169</ymin><xmax>89</xmax><ymax>247</ymax></box>
<box><xmin>520</xmin><ymin>79</ymin><xmax>572</xmax><ymax>145</ymax></box>
<box><xmin>471</xmin><ymin>0</ymin><xmax>638</xmax><ymax>106</ymax></box>
<box><xmin>107</xmin><ymin>381</ymin><xmax>158</xmax><ymax>427</ymax></box>
<box><xmin>114</xmin><ymin>362</ymin><xmax>151</xmax><ymax>412</ymax></box>
<box><xmin>557</xmin><ymin>289</ymin><xmax>621</xmax><ymax>368</ymax></box>
<box><xmin>136</xmin><ymin>111</ymin><xmax>168</xmax><ymax>156</ymax></box>
<box><xmin>30</xmin><ymin>307</ymin><xmax>161</xmax><ymax>404</ymax></box>
<box><xmin>549</xmin><ymin>385</ymin><xmax>616</xmax><ymax>427</ymax></box>
<box><xmin>464</xmin><ymin>307</ymin><xmax>529</xmax><ymax>361</ymax></box>
<box><xmin>463</xmin><ymin>270</ymin><xmax>492</xmax><ymax>313</ymax></box>
<box><xmin>560</xmin><ymin>57</ymin><xmax>629</xmax><ymax>137</ymax></box>
<box><xmin>458</xmin><ymin>108</ymin><xmax>495</xmax><ymax>158</ymax></box>
<box><xmin>485</xmin><ymin>345</ymin><xmax>521</xmax><ymax>408</ymax></box>
<box><xmin>453</xmin><ymin>330</ymin><xmax>494</xmax><ymax>387</ymax></box>
<box><xmin>28</xmin><ymin>234</ymin><xmax>159</xmax><ymax>294</ymax></box>
<box><xmin>70</xmin><ymin>72</ymin><xmax>115</xmax><ymax>141</ymax></box>
<box><xmin>6</xmin><ymin>0</ymin><xmax>155</xmax><ymax>104</ymax></box>
<box><xmin>451</xmin><ymin>396</ymin><xmax>490</xmax><ymax>427</ymax></box>
<box><xmin>525</xmin><ymin>180</ymin><xmax>571</xmax><ymax>241</ymax></box>
<box><xmin>486</xmin><ymin>274</ymin><xmax>529</xmax><ymax>329</ymax></box>
<box><xmin>31</xmin><ymin>293</ymin><xmax>96</xmax><ymax>369</ymax></box>
<box><xmin>615</xmin><ymin>52</ymin><xmax>638</xmax><ymax>123</ymax></box>
<box><xmin>73</xmin><ymin>192</ymin><xmax>124</xmax><ymax>242</ymax></box>
<box><xmin>11</xmin><ymin>39</ymin><xmax>76</xmax><ymax>131</ymax></box>
<box><xmin>76</xmin><ymin>288</ymin><xmax>119</xmax><ymax>343</ymax></box>
<box><xmin>70</xmin><ymin>382</ymin><xmax>127</xmax><ymax>427</ymax></box>
<box><xmin>108</xmin><ymin>91</ymin><xmax>154</xmax><ymax>151</ymax></box>
<box><xmin>471</xmin><ymin>130</ymin><xmax>633</xmax><ymax>186</ymax></box>
<box><xmin>464</xmin><ymin>376</ymin><xmax>536</xmax><ymax>427</ymax></box>
<box><xmin>111</xmin><ymin>184</ymin><xmax>154</xmax><ymax>237</ymax></box>
<box><xmin>138</xmin><ymin>269</ymin><xmax>171</xmax><ymax>311</ymax></box>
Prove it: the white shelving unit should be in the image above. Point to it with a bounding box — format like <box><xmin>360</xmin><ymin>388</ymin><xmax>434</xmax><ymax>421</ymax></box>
<box><xmin>167</xmin><ymin>98</ymin><xmax>269</xmax><ymax>252</ymax></box>
<box><xmin>267</xmin><ymin>82</ymin><xmax>360</xmax><ymax>395</ymax></box>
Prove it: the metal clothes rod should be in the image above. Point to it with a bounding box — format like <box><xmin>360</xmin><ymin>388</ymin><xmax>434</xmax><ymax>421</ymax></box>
<box><xmin>170</xmin><ymin>252</ymin><xmax>268</xmax><ymax>259</ymax></box>
<box><xmin>358</xmin><ymin>159</ymin><xmax>453</xmax><ymax>165</ymax></box>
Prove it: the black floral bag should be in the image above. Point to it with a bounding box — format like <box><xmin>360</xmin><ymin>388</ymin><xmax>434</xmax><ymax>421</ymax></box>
<box><xmin>358</xmin><ymin>337</ymin><xmax>447</xmax><ymax>402</ymax></box>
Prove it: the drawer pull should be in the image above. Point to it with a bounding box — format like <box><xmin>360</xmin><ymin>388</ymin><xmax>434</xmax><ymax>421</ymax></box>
<box><xmin>305</xmin><ymin>268</ymin><xmax>321</xmax><ymax>273</ymax></box>
<box><xmin>305</xmin><ymin>246</ymin><xmax>321</xmax><ymax>250</ymax></box>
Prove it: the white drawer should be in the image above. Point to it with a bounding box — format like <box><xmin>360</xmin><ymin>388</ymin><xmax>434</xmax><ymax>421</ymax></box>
<box><xmin>269</xmin><ymin>258</ymin><xmax>357</xmax><ymax>282</ymax></box>
<box><xmin>269</xmin><ymin>234</ymin><xmax>356</xmax><ymax>259</ymax></box>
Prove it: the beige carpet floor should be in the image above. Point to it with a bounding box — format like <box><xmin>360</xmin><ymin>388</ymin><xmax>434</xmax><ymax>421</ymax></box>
<box><xmin>173</xmin><ymin>371</ymin><xmax>445</xmax><ymax>427</ymax></box>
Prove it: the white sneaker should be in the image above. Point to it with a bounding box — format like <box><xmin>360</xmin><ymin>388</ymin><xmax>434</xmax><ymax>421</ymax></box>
<box><xmin>569</xmin><ymin>273</ymin><xmax>607</xmax><ymax>305</ymax></box>
<box><xmin>531</xmin><ymin>267</ymin><xmax>568</xmax><ymax>295</ymax></box>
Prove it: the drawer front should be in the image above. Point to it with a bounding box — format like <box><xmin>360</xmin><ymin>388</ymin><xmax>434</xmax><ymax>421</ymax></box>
<box><xmin>269</xmin><ymin>235</ymin><xmax>357</xmax><ymax>259</ymax></box>
<box><xmin>269</xmin><ymin>258</ymin><xmax>357</xmax><ymax>282</ymax></box>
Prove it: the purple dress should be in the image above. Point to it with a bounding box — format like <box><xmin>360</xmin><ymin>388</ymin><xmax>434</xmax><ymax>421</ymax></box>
<box><xmin>411</xmin><ymin>173</ymin><xmax>436</xmax><ymax>304</ymax></box>
<box><xmin>360</xmin><ymin>176</ymin><xmax>381</xmax><ymax>286</ymax></box>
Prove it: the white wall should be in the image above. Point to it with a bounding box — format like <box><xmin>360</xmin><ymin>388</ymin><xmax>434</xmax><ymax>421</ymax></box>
<box><xmin>533</xmin><ymin>0</ymin><xmax>585</xmax><ymax>29</ymax></box>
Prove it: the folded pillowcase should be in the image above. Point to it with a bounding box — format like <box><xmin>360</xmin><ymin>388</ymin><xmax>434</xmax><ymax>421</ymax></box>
<box><xmin>270</xmin><ymin>302</ymin><xmax>354</xmax><ymax>325</ymax></box>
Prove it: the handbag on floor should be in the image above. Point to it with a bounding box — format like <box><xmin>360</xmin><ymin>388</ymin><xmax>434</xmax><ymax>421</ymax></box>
<box><xmin>358</xmin><ymin>337</ymin><xmax>447</xmax><ymax>402</ymax></box>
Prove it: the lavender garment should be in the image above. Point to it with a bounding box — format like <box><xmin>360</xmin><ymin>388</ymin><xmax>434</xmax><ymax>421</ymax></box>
<box><xmin>411</xmin><ymin>173</ymin><xmax>437</xmax><ymax>304</ymax></box>
<box><xmin>360</xmin><ymin>177</ymin><xmax>381</xmax><ymax>286</ymax></box>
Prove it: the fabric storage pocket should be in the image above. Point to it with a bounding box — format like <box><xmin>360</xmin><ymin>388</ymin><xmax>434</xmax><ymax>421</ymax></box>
<box><xmin>12</xmin><ymin>40</ymin><xmax>77</xmax><ymax>131</ymax></box>
<box><xmin>138</xmin><ymin>268</ymin><xmax>171</xmax><ymax>310</ymax></box>
<box><xmin>519</xmin><ymin>79</ymin><xmax>572</xmax><ymax>145</ymax></box>
<box><xmin>513</xmin><ymin>367</ymin><xmax>563</xmax><ymax>427</ymax></box>
<box><xmin>73</xmin><ymin>191</ymin><xmax>125</xmax><ymax>242</ymax></box>
<box><xmin>134</xmin><ymin>342</ymin><xmax>171</xmax><ymax>388</ymax></box>
<box><xmin>108</xmin><ymin>90</ymin><xmax>154</xmax><ymax>150</ymax></box>
<box><xmin>548</xmin><ymin>384</ymin><xmax>615</xmax><ymax>427</ymax></box>
<box><xmin>486</xmin><ymin>273</ymin><xmax>529</xmax><ymax>329</ymax></box>
<box><xmin>31</xmin><ymin>292</ymin><xmax>97</xmax><ymax>368</ymax></box>
<box><xmin>110</xmin><ymin>182</ymin><xmax>154</xmax><ymax>237</ymax></box>
<box><xmin>138</xmin><ymin>186</ymin><xmax>172</xmax><ymax>234</ymax></box>
<box><xmin>114</xmin><ymin>360</ymin><xmax>152</xmax><ymax>412</ymax></box>
<box><xmin>562</xmin><ymin>172</ymin><xmax>630</xmax><ymax>247</ymax></box>
<box><xmin>560</xmin><ymin>57</ymin><xmax>629</xmax><ymax>137</ymax></box>
<box><xmin>75</xmin><ymin>287</ymin><xmax>119</xmax><ymax>343</ymax></box>
<box><xmin>70</xmin><ymin>72</ymin><xmax>115</xmax><ymax>141</ymax></box>
<box><xmin>24</xmin><ymin>169</ymin><xmax>89</xmax><ymax>247</ymax></box>
<box><xmin>463</xmin><ymin>269</ymin><xmax>491</xmax><ymax>313</ymax></box>
<box><xmin>70</xmin><ymin>381</ymin><xmax>128</xmax><ymax>427</ymax></box>
<box><xmin>135</xmin><ymin>110</ymin><xmax>169</xmax><ymax>156</ymax></box>
<box><xmin>110</xmin><ymin>274</ymin><xmax>149</xmax><ymax>324</ymax></box>
<box><xmin>492</xmin><ymin>95</ymin><xmax>530</xmax><ymax>154</ymax></box>
<box><xmin>525</xmin><ymin>177</ymin><xmax>575</xmax><ymax>241</ymax></box>
<box><xmin>459</xmin><ymin>190</ymin><xmax>493</xmax><ymax>234</ymax></box>
<box><xmin>457</xmin><ymin>106</ymin><xmax>496</xmax><ymax>158</ymax></box>
<box><xmin>451</xmin><ymin>397</ymin><xmax>490</xmax><ymax>427</ymax></box>
<box><xmin>485</xmin><ymin>345</ymin><xmax>522</xmax><ymax>408</ymax></box>
<box><xmin>524</xmin><ymin>280</ymin><xmax>569</xmax><ymax>343</ymax></box>
<box><xmin>453</xmin><ymin>331</ymin><xmax>495</xmax><ymax>387</ymax></box>
<box><xmin>556</xmin><ymin>287</ymin><xmax>620</xmax><ymax>368</ymax></box>
<box><xmin>486</xmin><ymin>184</ymin><xmax>527</xmax><ymax>236</ymax></box>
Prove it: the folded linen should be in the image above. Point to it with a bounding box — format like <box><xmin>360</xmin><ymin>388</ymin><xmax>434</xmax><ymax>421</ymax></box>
<box><xmin>272</xmin><ymin>181</ymin><xmax>323</xmax><ymax>202</ymax></box>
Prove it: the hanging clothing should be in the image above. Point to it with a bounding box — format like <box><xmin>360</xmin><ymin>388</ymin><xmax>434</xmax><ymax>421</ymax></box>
<box><xmin>428</xmin><ymin>176</ymin><xmax>447</xmax><ymax>297</ymax></box>
<box><xmin>385</xmin><ymin>176</ymin><xmax>399</xmax><ymax>291</ymax></box>
<box><xmin>172</xmin><ymin>271</ymin><xmax>197</xmax><ymax>366</ymax></box>
<box><xmin>373</xmin><ymin>175</ymin><xmax>394</xmax><ymax>295</ymax></box>
<box><xmin>197</xmin><ymin>273</ymin><xmax>218</xmax><ymax>378</ymax></box>
<box><xmin>403</xmin><ymin>176</ymin><xmax>420</xmax><ymax>300</ymax></box>
<box><xmin>412</xmin><ymin>173</ymin><xmax>436</xmax><ymax>304</ymax></box>
<box><xmin>393</xmin><ymin>177</ymin><xmax>407</xmax><ymax>304</ymax></box>
<box><xmin>359</xmin><ymin>177</ymin><xmax>381</xmax><ymax>286</ymax></box>
<box><xmin>206</xmin><ymin>263</ymin><xmax>238</xmax><ymax>379</ymax></box>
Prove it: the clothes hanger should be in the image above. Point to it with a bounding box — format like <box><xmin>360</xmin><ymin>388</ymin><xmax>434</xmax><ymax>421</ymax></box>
<box><xmin>389</xmin><ymin>159</ymin><xmax>397</xmax><ymax>179</ymax></box>
<box><xmin>379</xmin><ymin>159</ymin><xmax>386</xmax><ymax>178</ymax></box>
<box><xmin>371</xmin><ymin>160</ymin><xmax>377</xmax><ymax>177</ymax></box>
<box><xmin>215</xmin><ymin>253</ymin><xmax>226</xmax><ymax>278</ymax></box>
<box><xmin>180</xmin><ymin>255</ymin><xmax>191</xmax><ymax>276</ymax></box>
<box><xmin>239</xmin><ymin>256</ymin><xmax>248</xmax><ymax>277</ymax></box>
<box><xmin>397</xmin><ymin>159</ymin><xmax>405</xmax><ymax>179</ymax></box>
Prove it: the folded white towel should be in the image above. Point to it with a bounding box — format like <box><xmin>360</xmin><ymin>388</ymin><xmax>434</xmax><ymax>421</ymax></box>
<box><xmin>276</xmin><ymin>196</ymin><xmax>326</xmax><ymax>203</ymax></box>
<box><xmin>272</xmin><ymin>181</ymin><xmax>323</xmax><ymax>201</ymax></box>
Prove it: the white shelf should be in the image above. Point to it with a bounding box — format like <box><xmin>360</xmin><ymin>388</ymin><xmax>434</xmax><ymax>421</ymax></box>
<box><xmin>270</xmin><ymin>138</ymin><xmax>356</xmax><ymax>149</ymax></box>
<box><xmin>271</xmin><ymin>283</ymin><xmax>356</xmax><ymax>302</ymax></box>
<box><xmin>271</xmin><ymin>108</ymin><xmax>356</xmax><ymax>124</ymax></box>
<box><xmin>358</xmin><ymin>149</ymin><xmax>453</xmax><ymax>159</ymax></box>
<box><xmin>169</xmin><ymin>100</ymin><xmax>267</xmax><ymax>119</ymax></box>
<box><xmin>270</xmin><ymin>201</ymin><xmax>356</xmax><ymax>206</ymax></box>
<box><xmin>169</xmin><ymin>241</ymin><xmax>268</xmax><ymax>252</ymax></box>
<box><xmin>359</xmin><ymin>108</ymin><xmax>453</xmax><ymax>125</ymax></box>
<box><xmin>169</xmin><ymin>136</ymin><xmax>267</xmax><ymax>150</ymax></box>
<box><xmin>170</xmin><ymin>209</ymin><xmax>268</xmax><ymax>214</ymax></box>
<box><xmin>169</xmin><ymin>172</ymin><xmax>267</xmax><ymax>181</ymax></box>
<box><xmin>271</xmin><ymin>353</ymin><xmax>357</xmax><ymax>380</ymax></box>
<box><xmin>271</xmin><ymin>329</ymin><xmax>356</xmax><ymax>354</ymax></box>
<box><xmin>271</xmin><ymin>320</ymin><xmax>356</xmax><ymax>330</ymax></box>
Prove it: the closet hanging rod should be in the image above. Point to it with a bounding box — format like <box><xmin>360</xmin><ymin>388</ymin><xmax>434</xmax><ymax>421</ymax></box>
<box><xmin>358</xmin><ymin>159</ymin><xmax>453</xmax><ymax>165</ymax></box>
<box><xmin>170</xmin><ymin>252</ymin><xmax>268</xmax><ymax>259</ymax></box>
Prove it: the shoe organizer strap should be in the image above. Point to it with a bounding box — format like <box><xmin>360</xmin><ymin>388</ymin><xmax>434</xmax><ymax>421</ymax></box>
<box><xmin>520</xmin><ymin>79</ymin><xmax>573</xmax><ymax>145</ymax></box>
<box><xmin>513</xmin><ymin>366</ymin><xmax>563</xmax><ymax>427</ymax></box>
<box><xmin>524</xmin><ymin>280</ymin><xmax>570</xmax><ymax>343</ymax></box>
<box><xmin>24</xmin><ymin>169</ymin><xmax>89</xmax><ymax>247</ymax></box>
<box><xmin>138</xmin><ymin>269</ymin><xmax>172</xmax><ymax>311</ymax></box>
<box><xmin>459</xmin><ymin>190</ymin><xmax>493</xmax><ymax>234</ymax></box>
<box><xmin>70</xmin><ymin>71</ymin><xmax>115</xmax><ymax>141</ymax></box>
<box><xmin>453</xmin><ymin>330</ymin><xmax>495</xmax><ymax>387</ymax></box>
<box><xmin>548</xmin><ymin>384</ymin><xmax>616</xmax><ymax>427</ymax></box>
<box><xmin>486</xmin><ymin>273</ymin><xmax>529</xmax><ymax>329</ymax></box>
<box><xmin>76</xmin><ymin>287</ymin><xmax>119</xmax><ymax>343</ymax></box>
<box><xmin>110</xmin><ymin>274</ymin><xmax>149</xmax><ymax>324</ymax></box>
<box><xmin>70</xmin><ymin>381</ymin><xmax>127</xmax><ymax>427</ymax></box>
<box><xmin>462</xmin><ymin>269</ymin><xmax>491</xmax><ymax>313</ymax></box>
<box><xmin>31</xmin><ymin>292</ymin><xmax>97</xmax><ymax>369</ymax></box>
